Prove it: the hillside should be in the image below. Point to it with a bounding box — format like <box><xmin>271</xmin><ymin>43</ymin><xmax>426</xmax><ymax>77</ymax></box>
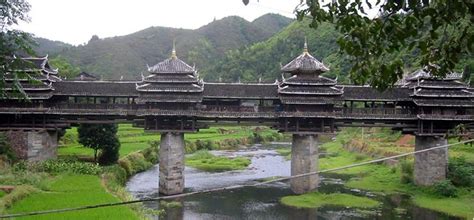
<box><xmin>200</xmin><ymin>20</ymin><xmax>350</xmax><ymax>82</ymax></box>
<box><xmin>32</xmin><ymin>37</ymin><xmax>72</xmax><ymax>56</ymax></box>
<box><xmin>38</xmin><ymin>13</ymin><xmax>292</xmax><ymax>80</ymax></box>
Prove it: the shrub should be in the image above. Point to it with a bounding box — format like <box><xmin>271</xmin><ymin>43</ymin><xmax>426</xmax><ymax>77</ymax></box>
<box><xmin>433</xmin><ymin>180</ymin><xmax>457</xmax><ymax>197</ymax></box>
<box><xmin>0</xmin><ymin>133</ymin><xmax>17</xmax><ymax>163</ymax></box>
<box><xmin>0</xmin><ymin>185</ymin><xmax>38</xmax><ymax>213</ymax></box>
<box><xmin>400</xmin><ymin>160</ymin><xmax>413</xmax><ymax>184</ymax></box>
<box><xmin>448</xmin><ymin>157</ymin><xmax>474</xmax><ymax>187</ymax></box>
<box><xmin>11</xmin><ymin>159</ymin><xmax>101</xmax><ymax>175</ymax></box>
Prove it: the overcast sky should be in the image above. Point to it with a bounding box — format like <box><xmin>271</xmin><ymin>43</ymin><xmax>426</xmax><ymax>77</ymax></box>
<box><xmin>18</xmin><ymin>0</ymin><xmax>302</xmax><ymax>45</ymax></box>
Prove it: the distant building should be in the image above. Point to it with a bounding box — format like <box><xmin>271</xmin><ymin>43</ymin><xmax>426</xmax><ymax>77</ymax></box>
<box><xmin>74</xmin><ymin>72</ymin><xmax>99</xmax><ymax>81</ymax></box>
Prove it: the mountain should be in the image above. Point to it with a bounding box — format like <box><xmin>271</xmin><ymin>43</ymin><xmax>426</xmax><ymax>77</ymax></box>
<box><xmin>39</xmin><ymin>13</ymin><xmax>292</xmax><ymax>80</ymax></box>
<box><xmin>201</xmin><ymin>20</ymin><xmax>350</xmax><ymax>82</ymax></box>
<box><xmin>32</xmin><ymin>37</ymin><xmax>72</xmax><ymax>56</ymax></box>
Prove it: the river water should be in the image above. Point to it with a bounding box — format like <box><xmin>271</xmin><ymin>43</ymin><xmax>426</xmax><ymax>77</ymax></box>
<box><xmin>126</xmin><ymin>144</ymin><xmax>460</xmax><ymax>220</ymax></box>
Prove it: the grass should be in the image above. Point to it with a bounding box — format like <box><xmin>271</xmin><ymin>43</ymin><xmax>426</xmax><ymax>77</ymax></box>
<box><xmin>0</xmin><ymin>191</ymin><xmax>5</xmax><ymax>198</ymax></box>
<box><xmin>7</xmin><ymin>174</ymin><xmax>139</xmax><ymax>220</ymax></box>
<box><xmin>323</xmin><ymin>128</ymin><xmax>474</xmax><ymax>218</ymax></box>
<box><xmin>59</xmin><ymin>125</ymin><xmax>282</xmax><ymax>159</ymax></box>
<box><xmin>280</xmin><ymin>192</ymin><xmax>380</xmax><ymax>209</ymax></box>
<box><xmin>185</xmin><ymin>150</ymin><xmax>251</xmax><ymax>172</ymax></box>
<box><xmin>275</xmin><ymin>148</ymin><xmax>291</xmax><ymax>160</ymax></box>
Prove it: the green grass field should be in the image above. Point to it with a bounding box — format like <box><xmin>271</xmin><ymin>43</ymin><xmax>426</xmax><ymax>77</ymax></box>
<box><xmin>185</xmin><ymin>150</ymin><xmax>251</xmax><ymax>172</ymax></box>
<box><xmin>316</xmin><ymin>129</ymin><xmax>474</xmax><ymax>219</ymax></box>
<box><xmin>7</xmin><ymin>174</ymin><xmax>139</xmax><ymax>220</ymax></box>
<box><xmin>59</xmin><ymin>124</ymin><xmax>279</xmax><ymax>158</ymax></box>
<box><xmin>281</xmin><ymin>192</ymin><xmax>380</xmax><ymax>209</ymax></box>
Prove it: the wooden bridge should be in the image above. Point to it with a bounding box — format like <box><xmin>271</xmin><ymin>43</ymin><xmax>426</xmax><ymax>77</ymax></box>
<box><xmin>1</xmin><ymin>45</ymin><xmax>473</xmax><ymax>195</ymax></box>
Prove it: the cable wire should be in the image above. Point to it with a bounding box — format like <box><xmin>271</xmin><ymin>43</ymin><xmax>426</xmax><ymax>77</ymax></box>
<box><xmin>1</xmin><ymin>139</ymin><xmax>472</xmax><ymax>219</ymax></box>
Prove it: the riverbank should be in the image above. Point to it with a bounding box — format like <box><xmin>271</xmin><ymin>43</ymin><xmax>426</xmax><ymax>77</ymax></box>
<box><xmin>1</xmin><ymin>125</ymin><xmax>284</xmax><ymax>219</ymax></box>
<box><xmin>281</xmin><ymin>128</ymin><xmax>474</xmax><ymax>219</ymax></box>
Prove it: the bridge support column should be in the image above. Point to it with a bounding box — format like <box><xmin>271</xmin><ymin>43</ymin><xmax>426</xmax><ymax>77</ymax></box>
<box><xmin>414</xmin><ymin>136</ymin><xmax>448</xmax><ymax>186</ymax></box>
<box><xmin>4</xmin><ymin>130</ymin><xmax>58</xmax><ymax>161</ymax></box>
<box><xmin>291</xmin><ymin>134</ymin><xmax>319</xmax><ymax>194</ymax></box>
<box><xmin>159</xmin><ymin>132</ymin><xmax>185</xmax><ymax>195</ymax></box>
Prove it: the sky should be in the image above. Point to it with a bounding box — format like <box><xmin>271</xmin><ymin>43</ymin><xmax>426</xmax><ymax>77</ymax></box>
<box><xmin>18</xmin><ymin>0</ymin><xmax>302</xmax><ymax>45</ymax></box>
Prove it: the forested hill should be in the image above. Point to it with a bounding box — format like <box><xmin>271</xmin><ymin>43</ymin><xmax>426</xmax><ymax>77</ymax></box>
<box><xmin>34</xmin><ymin>13</ymin><xmax>293</xmax><ymax>80</ymax></box>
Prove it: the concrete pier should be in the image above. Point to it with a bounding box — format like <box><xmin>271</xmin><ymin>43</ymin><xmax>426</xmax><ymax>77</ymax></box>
<box><xmin>290</xmin><ymin>134</ymin><xmax>319</xmax><ymax>194</ymax></box>
<box><xmin>4</xmin><ymin>130</ymin><xmax>58</xmax><ymax>161</ymax></box>
<box><xmin>159</xmin><ymin>132</ymin><xmax>185</xmax><ymax>195</ymax></box>
<box><xmin>414</xmin><ymin>136</ymin><xmax>448</xmax><ymax>186</ymax></box>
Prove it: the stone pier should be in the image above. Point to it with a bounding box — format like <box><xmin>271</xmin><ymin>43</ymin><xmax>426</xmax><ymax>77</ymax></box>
<box><xmin>159</xmin><ymin>132</ymin><xmax>185</xmax><ymax>195</ymax></box>
<box><xmin>4</xmin><ymin>130</ymin><xmax>58</xmax><ymax>161</ymax></box>
<box><xmin>414</xmin><ymin>136</ymin><xmax>448</xmax><ymax>186</ymax></box>
<box><xmin>290</xmin><ymin>134</ymin><xmax>319</xmax><ymax>194</ymax></box>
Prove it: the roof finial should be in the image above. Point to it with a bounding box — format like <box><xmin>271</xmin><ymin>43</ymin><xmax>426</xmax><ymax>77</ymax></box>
<box><xmin>171</xmin><ymin>38</ymin><xmax>177</xmax><ymax>59</ymax></box>
<box><xmin>303</xmin><ymin>37</ymin><xmax>308</xmax><ymax>54</ymax></box>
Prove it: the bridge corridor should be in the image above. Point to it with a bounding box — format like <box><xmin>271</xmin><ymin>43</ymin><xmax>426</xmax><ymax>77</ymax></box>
<box><xmin>1</xmin><ymin>44</ymin><xmax>473</xmax><ymax>195</ymax></box>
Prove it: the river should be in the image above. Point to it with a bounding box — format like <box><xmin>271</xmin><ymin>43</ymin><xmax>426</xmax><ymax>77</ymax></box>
<box><xmin>126</xmin><ymin>144</ymin><xmax>460</xmax><ymax>220</ymax></box>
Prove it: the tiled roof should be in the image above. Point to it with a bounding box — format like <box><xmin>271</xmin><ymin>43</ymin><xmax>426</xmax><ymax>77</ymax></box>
<box><xmin>202</xmin><ymin>83</ymin><xmax>279</xmax><ymax>99</ymax></box>
<box><xmin>54</xmin><ymin>81</ymin><xmax>139</xmax><ymax>96</ymax></box>
<box><xmin>278</xmin><ymin>85</ymin><xmax>342</xmax><ymax>95</ymax></box>
<box><xmin>281</xmin><ymin>52</ymin><xmax>329</xmax><ymax>74</ymax></box>
<box><xmin>413</xmin><ymin>99</ymin><xmax>474</xmax><ymax>107</ymax></box>
<box><xmin>282</xmin><ymin>75</ymin><xmax>336</xmax><ymax>85</ymax></box>
<box><xmin>143</xmin><ymin>74</ymin><xmax>198</xmax><ymax>83</ymax></box>
<box><xmin>136</xmin><ymin>83</ymin><xmax>203</xmax><ymax>92</ymax></box>
<box><xmin>412</xmin><ymin>88</ymin><xmax>474</xmax><ymax>98</ymax></box>
<box><xmin>148</xmin><ymin>57</ymin><xmax>195</xmax><ymax>74</ymax></box>
<box><xmin>341</xmin><ymin>86</ymin><xmax>412</xmax><ymax>101</ymax></box>
<box><xmin>136</xmin><ymin>93</ymin><xmax>202</xmax><ymax>103</ymax></box>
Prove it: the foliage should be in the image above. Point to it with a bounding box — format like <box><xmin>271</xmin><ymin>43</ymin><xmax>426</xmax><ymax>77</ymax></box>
<box><xmin>0</xmin><ymin>185</ymin><xmax>38</xmax><ymax>214</ymax></box>
<box><xmin>0</xmin><ymin>133</ymin><xmax>16</xmax><ymax>163</ymax></box>
<box><xmin>295</xmin><ymin>0</ymin><xmax>473</xmax><ymax>89</ymax></box>
<box><xmin>400</xmin><ymin>160</ymin><xmax>414</xmax><ymax>184</ymax></box>
<box><xmin>432</xmin><ymin>180</ymin><xmax>457</xmax><ymax>198</ymax></box>
<box><xmin>280</xmin><ymin>192</ymin><xmax>380</xmax><ymax>209</ymax></box>
<box><xmin>77</xmin><ymin>124</ymin><xmax>120</xmax><ymax>165</ymax></box>
<box><xmin>118</xmin><ymin>152</ymin><xmax>152</xmax><ymax>177</ymax></box>
<box><xmin>186</xmin><ymin>150</ymin><xmax>251</xmax><ymax>172</ymax></box>
<box><xmin>48</xmin><ymin>55</ymin><xmax>81</xmax><ymax>79</ymax></box>
<box><xmin>22</xmin><ymin>160</ymin><xmax>102</xmax><ymax>175</ymax></box>
<box><xmin>0</xmin><ymin>0</ymin><xmax>35</xmax><ymax>98</ymax></box>
<box><xmin>6</xmin><ymin>174</ymin><xmax>139</xmax><ymax>219</ymax></box>
<box><xmin>448</xmin><ymin>157</ymin><xmax>474</xmax><ymax>187</ymax></box>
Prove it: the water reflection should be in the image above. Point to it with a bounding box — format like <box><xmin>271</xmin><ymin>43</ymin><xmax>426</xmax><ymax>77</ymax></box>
<box><xmin>127</xmin><ymin>145</ymin><xmax>461</xmax><ymax>220</ymax></box>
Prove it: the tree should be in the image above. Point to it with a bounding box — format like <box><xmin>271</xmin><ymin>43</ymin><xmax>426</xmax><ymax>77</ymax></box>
<box><xmin>77</xmin><ymin>124</ymin><xmax>120</xmax><ymax>165</ymax></box>
<box><xmin>49</xmin><ymin>55</ymin><xmax>81</xmax><ymax>79</ymax></box>
<box><xmin>1</xmin><ymin>0</ymin><xmax>35</xmax><ymax>97</ymax></box>
<box><xmin>245</xmin><ymin>0</ymin><xmax>473</xmax><ymax>89</ymax></box>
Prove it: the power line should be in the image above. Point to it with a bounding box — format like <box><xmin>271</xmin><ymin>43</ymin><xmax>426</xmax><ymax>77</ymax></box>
<box><xmin>1</xmin><ymin>139</ymin><xmax>472</xmax><ymax>219</ymax></box>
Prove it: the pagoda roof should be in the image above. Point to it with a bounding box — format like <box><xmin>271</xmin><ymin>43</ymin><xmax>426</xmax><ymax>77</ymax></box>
<box><xmin>203</xmin><ymin>83</ymin><xmax>278</xmax><ymax>99</ymax></box>
<box><xmin>282</xmin><ymin>75</ymin><xmax>336</xmax><ymax>86</ymax></box>
<box><xmin>281</xmin><ymin>41</ymin><xmax>329</xmax><ymax>74</ymax></box>
<box><xmin>400</xmin><ymin>68</ymin><xmax>462</xmax><ymax>83</ymax></box>
<box><xmin>406</xmin><ymin>79</ymin><xmax>468</xmax><ymax>89</ymax></box>
<box><xmin>278</xmin><ymin>85</ymin><xmax>342</xmax><ymax>95</ymax></box>
<box><xmin>21</xmin><ymin>56</ymin><xmax>59</xmax><ymax>75</ymax></box>
<box><xmin>147</xmin><ymin>56</ymin><xmax>195</xmax><ymax>74</ymax></box>
<box><xmin>412</xmin><ymin>88</ymin><xmax>474</xmax><ymax>98</ymax></box>
<box><xmin>413</xmin><ymin>99</ymin><xmax>474</xmax><ymax>107</ymax></box>
<box><xmin>143</xmin><ymin>74</ymin><xmax>198</xmax><ymax>83</ymax></box>
<box><xmin>136</xmin><ymin>83</ymin><xmax>203</xmax><ymax>93</ymax></box>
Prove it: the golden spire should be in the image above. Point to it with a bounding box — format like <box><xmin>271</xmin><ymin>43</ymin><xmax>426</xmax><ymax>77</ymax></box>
<box><xmin>171</xmin><ymin>39</ymin><xmax>177</xmax><ymax>59</ymax></box>
<box><xmin>303</xmin><ymin>37</ymin><xmax>308</xmax><ymax>54</ymax></box>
